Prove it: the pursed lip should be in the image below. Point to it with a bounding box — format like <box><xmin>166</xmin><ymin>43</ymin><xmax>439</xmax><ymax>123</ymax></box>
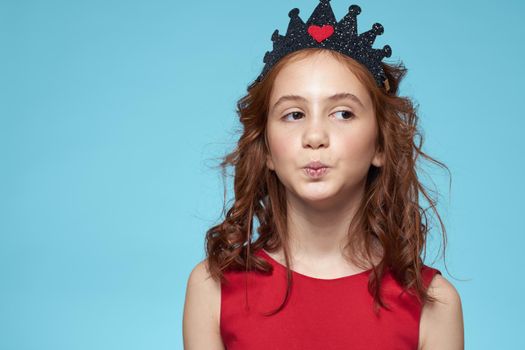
<box><xmin>304</xmin><ymin>161</ymin><xmax>329</xmax><ymax>170</ymax></box>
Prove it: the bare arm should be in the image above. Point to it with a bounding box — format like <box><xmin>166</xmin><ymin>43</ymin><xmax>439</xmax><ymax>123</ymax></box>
<box><xmin>183</xmin><ymin>259</ymin><xmax>225</xmax><ymax>350</ymax></box>
<box><xmin>418</xmin><ymin>274</ymin><xmax>465</xmax><ymax>350</ymax></box>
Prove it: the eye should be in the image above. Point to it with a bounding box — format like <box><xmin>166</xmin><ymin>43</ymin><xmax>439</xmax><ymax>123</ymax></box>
<box><xmin>282</xmin><ymin>111</ymin><xmax>304</xmax><ymax>121</ymax></box>
<box><xmin>332</xmin><ymin>110</ymin><xmax>355</xmax><ymax>120</ymax></box>
<box><xmin>281</xmin><ymin>110</ymin><xmax>355</xmax><ymax>121</ymax></box>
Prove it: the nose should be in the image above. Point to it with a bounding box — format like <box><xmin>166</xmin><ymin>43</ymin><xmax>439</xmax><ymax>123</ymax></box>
<box><xmin>302</xmin><ymin>113</ymin><xmax>329</xmax><ymax>149</ymax></box>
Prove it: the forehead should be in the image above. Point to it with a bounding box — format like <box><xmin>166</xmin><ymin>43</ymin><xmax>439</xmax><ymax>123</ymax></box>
<box><xmin>269</xmin><ymin>51</ymin><xmax>371</xmax><ymax>108</ymax></box>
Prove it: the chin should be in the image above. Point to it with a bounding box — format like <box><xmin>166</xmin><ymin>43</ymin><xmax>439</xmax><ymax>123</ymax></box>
<box><xmin>296</xmin><ymin>186</ymin><xmax>339</xmax><ymax>202</ymax></box>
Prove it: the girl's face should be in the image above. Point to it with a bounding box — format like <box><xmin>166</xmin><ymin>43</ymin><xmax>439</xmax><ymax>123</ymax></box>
<box><xmin>266</xmin><ymin>51</ymin><xmax>384</xmax><ymax>206</ymax></box>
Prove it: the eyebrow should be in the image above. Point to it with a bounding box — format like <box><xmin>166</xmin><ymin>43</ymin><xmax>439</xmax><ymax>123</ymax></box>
<box><xmin>270</xmin><ymin>92</ymin><xmax>365</xmax><ymax>113</ymax></box>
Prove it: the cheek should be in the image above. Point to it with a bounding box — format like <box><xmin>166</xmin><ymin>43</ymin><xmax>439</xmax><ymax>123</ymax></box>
<box><xmin>337</xmin><ymin>126</ymin><xmax>378</xmax><ymax>166</ymax></box>
<box><xmin>342</xmin><ymin>136</ymin><xmax>374</xmax><ymax>157</ymax></box>
<box><xmin>267</xmin><ymin>129</ymin><xmax>296</xmax><ymax>163</ymax></box>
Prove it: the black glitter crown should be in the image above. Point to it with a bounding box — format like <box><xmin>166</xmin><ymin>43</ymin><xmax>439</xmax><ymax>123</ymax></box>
<box><xmin>254</xmin><ymin>0</ymin><xmax>392</xmax><ymax>89</ymax></box>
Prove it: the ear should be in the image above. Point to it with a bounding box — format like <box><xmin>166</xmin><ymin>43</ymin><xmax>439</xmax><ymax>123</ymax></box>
<box><xmin>371</xmin><ymin>149</ymin><xmax>384</xmax><ymax>168</ymax></box>
<box><xmin>266</xmin><ymin>154</ymin><xmax>275</xmax><ymax>171</ymax></box>
<box><xmin>263</xmin><ymin>130</ymin><xmax>275</xmax><ymax>171</ymax></box>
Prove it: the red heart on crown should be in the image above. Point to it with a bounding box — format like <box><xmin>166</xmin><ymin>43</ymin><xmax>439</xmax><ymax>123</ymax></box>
<box><xmin>307</xmin><ymin>24</ymin><xmax>334</xmax><ymax>42</ymax></box>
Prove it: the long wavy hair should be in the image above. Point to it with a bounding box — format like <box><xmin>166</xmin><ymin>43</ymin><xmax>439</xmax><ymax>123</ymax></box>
<box><xmin>205</xmin><ymin>47</ymin><xmax>451</xmax><ymax>316</ymax></box>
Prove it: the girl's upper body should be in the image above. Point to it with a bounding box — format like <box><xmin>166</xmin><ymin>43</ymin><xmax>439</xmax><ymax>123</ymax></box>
<box><xmin>183</xmin><ymin>3</ymin><xmax>464</xmax><ymax>347</ymax></box>
<box><xmin>184</xmin><ymin>248</ymin><xmax>462</xmax><ymax>350</ymax></box>
<box><xmin>221</xmin><ymin>248</ymin><xmax>442</xmax><ymax>350</ymax></box>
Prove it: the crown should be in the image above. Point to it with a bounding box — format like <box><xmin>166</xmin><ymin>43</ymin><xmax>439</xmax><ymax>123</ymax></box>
<box><xmin>253</xmin><ymin>0</ymin><xmax>392</xmax><ymax>90</ymax></box>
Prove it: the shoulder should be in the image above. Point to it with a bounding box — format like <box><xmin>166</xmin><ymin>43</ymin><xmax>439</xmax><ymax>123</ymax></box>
<box><xmin>185</xmin><ymin>259</ymin><xmax>222</xmax><ymax>319</ymax></box>
<box><xmin>418</xmin><ymin>272</ymin><xmax>464</xmax><ymax>350</ymax></box>
<box><xmin>183</xmin><ymin>258</ymin><xmax>224</xmax><ymax>349</ymax></box>
<box><xmin>186</xmin><ymin>258</ymin><xmax>221</xmax><ymax>291</ymax></box>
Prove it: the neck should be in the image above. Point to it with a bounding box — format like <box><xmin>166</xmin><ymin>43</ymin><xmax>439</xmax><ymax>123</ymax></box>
<box><xmin>283</xmin><ymin>180</ymin><xmax>366</xmax><ymax>264</ymax></box>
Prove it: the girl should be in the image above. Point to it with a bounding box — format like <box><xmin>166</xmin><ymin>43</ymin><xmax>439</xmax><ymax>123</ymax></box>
<box><xmin>183</xmin><ymin>1</ymin><xmax>464</xmax><ymax>349</ymax></box>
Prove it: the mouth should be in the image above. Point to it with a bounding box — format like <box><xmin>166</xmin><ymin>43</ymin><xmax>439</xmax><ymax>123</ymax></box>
<box><xmin>304</xmin><ymin>166</ymin><xmax>329</xmax><ymax>178</ymax></box>
<box><xmin>304</xmin><ymin>160</ymin><xmax>329</xmax><ymax>169</ymax></box>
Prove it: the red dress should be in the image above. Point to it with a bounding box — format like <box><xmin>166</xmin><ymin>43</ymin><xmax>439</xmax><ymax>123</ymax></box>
<box><xmin>220</xmin><ymin>248</ymin><xmax>441</xmax><ymax>350</ymax></box>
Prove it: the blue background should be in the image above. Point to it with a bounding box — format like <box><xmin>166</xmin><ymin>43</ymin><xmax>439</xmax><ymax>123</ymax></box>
<box><xmin>1</xmin><ymin>0</ymin><xmax>523</xmax><ymax>348</ymax></box>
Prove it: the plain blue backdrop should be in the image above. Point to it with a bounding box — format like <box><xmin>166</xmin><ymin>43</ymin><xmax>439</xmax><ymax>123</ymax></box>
<box><xmin>1</xmin><ymin>0</ymin><xmax>523</xmax><ymax>348</ymax></box>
